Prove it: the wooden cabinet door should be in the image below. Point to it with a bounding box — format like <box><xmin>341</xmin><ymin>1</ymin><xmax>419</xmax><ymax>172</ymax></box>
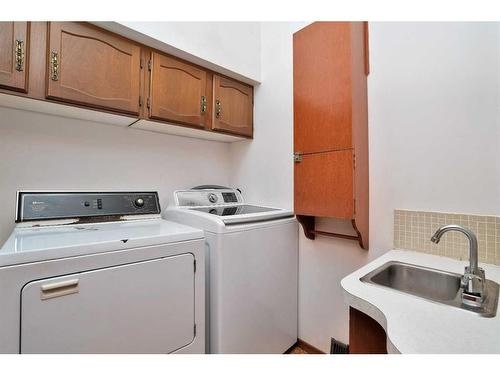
<box><xmin>149</xmin><ymin>52</ymin><xmax>207</xmax><ymax>127</ymax></box>
<box><xmin>293</xmin><ymin>22</ymin><xmax>353</xmax><ymax>154</ymax></box>
<box><xmin>349</xmin><ymin>307</ymin><xmax>387</xmax><ymax>354</ymax></box>
<box><xmin>294</xmin><ymin>149</ymin><xmax>354</xmax><ymax>218</ymax></box>
<box><xmin>47</xmin><ymin>22</ymin><xmax>141</xmax><ymax>115</ymax></box>
<box><xmin>0</xmin><ymin>22</ymin><xmax>29</xmax><ymax>92</ymax></box>
<box><xmin>212</xmin><ymin>75</ymin><xmax>253</xmax><ymax>137</ymax></box>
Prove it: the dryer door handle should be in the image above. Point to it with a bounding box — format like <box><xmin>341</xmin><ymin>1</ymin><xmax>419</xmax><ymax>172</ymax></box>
<box><xmin>40</xmin><ymin>279</ymin><xmax>80</xmax><ymax>300</ymax></box>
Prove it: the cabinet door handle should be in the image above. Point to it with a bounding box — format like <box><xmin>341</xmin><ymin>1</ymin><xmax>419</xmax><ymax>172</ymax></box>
<box><xmin>40</xmin><ymin>279</ymin><xmax>79</xmax><ymax>300</ymax></box>
<box><xmin>200</xmin><ymin>95</ymin><xmax>207</xmax><ymax>114</ymax></box>
<box><xmin>50</xmin><ymin>51</ymin><xmax>59</xmax><ymax>81</ymax></box>
<box><xmin>215</xmin><ymin>99</ymin><xmax>222</xmax><ymax>118</ymax></box>
<box><xmin>15</xmin><ymin>39</ymin><xmax>25</xmax><ymax>72</ymax></box>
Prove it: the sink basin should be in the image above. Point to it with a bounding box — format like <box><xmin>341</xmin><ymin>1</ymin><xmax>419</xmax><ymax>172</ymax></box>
<box><xmin>360</xmin><ymin>261</ymin><xmax>499</xmax><ymax>317</ymax></box>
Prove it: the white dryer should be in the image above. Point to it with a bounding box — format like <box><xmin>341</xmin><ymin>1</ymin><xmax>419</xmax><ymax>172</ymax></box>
<box><xmin>0</xmin><ymin>191</ymin><xmax>205</xmax><ymax>354</ymax></box>
<box><xmin>166</xmin><ymin>187</ymin><xmax>298</xmax><ymax>354</ymax></box>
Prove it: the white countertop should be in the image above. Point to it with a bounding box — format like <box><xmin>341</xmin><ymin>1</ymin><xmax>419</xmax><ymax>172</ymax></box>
<box><xmin>341</xmin><ymin>249</ymin><xmax>500</xmax><ymax>354</ymax></box>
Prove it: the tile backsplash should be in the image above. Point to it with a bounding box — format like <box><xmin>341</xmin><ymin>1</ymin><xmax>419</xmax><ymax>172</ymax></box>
<box><xmin>394</xmin><ymin>210</ymin><xmax>500</xmax><ymax>266</ymax></box>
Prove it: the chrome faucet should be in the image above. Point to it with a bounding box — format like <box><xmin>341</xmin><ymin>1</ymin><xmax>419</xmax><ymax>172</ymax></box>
<box><xmin>431</xmin><ymin>225</ymin><xmax>485</xmax><ymax>306</ymax></box>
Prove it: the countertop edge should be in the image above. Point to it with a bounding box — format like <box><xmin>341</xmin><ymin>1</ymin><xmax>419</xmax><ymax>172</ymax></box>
<box><xmin>341</xmin><ymin>249</ymin><xmax>500</xmax><ymax>354</ymax></box>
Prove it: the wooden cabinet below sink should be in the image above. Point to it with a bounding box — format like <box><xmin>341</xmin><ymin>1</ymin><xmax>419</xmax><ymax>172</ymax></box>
<box><xmin>349</xmin><ymin>307</ymin><xmax>388</xmax><ymax>354</ymax></box>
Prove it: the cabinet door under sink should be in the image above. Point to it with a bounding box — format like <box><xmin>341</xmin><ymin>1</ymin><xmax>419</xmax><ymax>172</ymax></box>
<box><xmin>20</xmin><ymin>254</ymin><xmax>195</xmax><ymax>354</ymax></box>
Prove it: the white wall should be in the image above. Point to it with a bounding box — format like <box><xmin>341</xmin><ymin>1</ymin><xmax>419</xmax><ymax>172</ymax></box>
<box><xmin>231</xmin><ymin>22</ymin><xmax>500</xmax><ymax>353</ymax></box>
<box><xmin>0</xmin><ymin>21</ymin><xmax>498</xmax><ymax>354</ymax></box>
<box><xmin>229</xmin><ymin>22</ymin><xmax>307</xmax><ymax>208</ymax></box>
<box><xmin>300</xmin><ymin>22</ymin><xmax>500</xmax><ymax>352</ymax></box>
<box><xmin>0</xmin><ymin>21</ymin><xmax>261</xmax><ymax>245</ymax></box>
<box><xmin>0</xmin><ymin>107</ymin><xmax>231</xmax><ymax>244</ymax></box>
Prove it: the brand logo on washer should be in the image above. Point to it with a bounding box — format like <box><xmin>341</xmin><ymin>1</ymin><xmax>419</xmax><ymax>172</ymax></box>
<box><xmin>207</xmin><ymin>193</ymin><xmax>218</xmax><ymax>203</ymax></box>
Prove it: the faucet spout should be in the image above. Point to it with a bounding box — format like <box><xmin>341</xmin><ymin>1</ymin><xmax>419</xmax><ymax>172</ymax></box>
<box><xmin>430</xmin><ymin>224</ymin><xmax>485</xmax><ymax>305</ymax></box>
<box><xmin>430</xmin><ymin>224</ymin><xmax>479</xmax><ymax>275</ymax></box>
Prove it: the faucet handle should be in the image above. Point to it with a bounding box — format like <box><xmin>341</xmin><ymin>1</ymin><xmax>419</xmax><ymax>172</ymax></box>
<box><xmin>461</xmin><ymin>267</ymin><xmax>485</xmax><ymax>306</ymax></box>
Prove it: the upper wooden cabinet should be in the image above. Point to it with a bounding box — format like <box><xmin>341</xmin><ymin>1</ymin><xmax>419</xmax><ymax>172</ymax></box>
<box><xmin>211</xmin><ymin>75</ymin><xmax>253</xmax><ymax>137</ymax></box>
<box><xmin>46</xmin><ymin>22</ymin><xmax>141</xmax><ymax>115</ymax></box>
<box><xmin>294</xmin><ymin>22</ymin><xmax>369</xmax><ymax>154</ymax></box>
<box><xmin>0</xmin><ymin>22</ymin><xmax>254</xmax><ymax>141</ymax></box>
<box><xmin>293</xmin><ymin>22</ymin><xmax>369</xmax><ymax>250</ymax></box>
<box><xmin>0</xmin><ymin>22</ymin><xmax>29</xmax><ymax>92</ymax></box>
<box><xmin>149</xmin><ymin>52</ymin><xmax>208</xmax><ymax>128</ymax></box>
<box><xmin>294</xmin><ymin>149</ymin><xmax>354</xmax><ymax>219</ymax></box>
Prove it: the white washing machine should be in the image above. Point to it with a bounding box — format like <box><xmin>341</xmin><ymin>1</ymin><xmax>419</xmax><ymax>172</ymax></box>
<box><xmin>166</xmin><ymin>187</ymin><xmax>298</xmax><ymax>354</ymax></box>
<box><xmin>0</xmin><ymin>191</ymin><xmax>205</xmax><ymax>354</ymax></box>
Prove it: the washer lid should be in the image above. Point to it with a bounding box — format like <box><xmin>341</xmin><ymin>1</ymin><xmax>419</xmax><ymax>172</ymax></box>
<box><xmin>0</xmin><ymin>219</ymin><xmax>203</xmax><ymax>267</ymax></box>
<box><xmin>186</xmin><ymin>204</ymin><xmax>294</xmax><ymax>225</ymax></box>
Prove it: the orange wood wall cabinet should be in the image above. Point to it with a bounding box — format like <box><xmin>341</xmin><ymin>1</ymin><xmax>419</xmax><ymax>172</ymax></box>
<box><xmin>46</xmin><ymin>22</ymin><xmax>142</xmax><ymax>115</ymax></box>
<box><xmin>293</xmin><ymin>21</ymin><xmax>369</xmax><ymax>250</ymax></box>
<box><xmin>0</xmin><ymin>22</ymin><xmax>254</xmax><ymax>139</ymax></box>
<box><xmin>0</xmin><ymin>22</ymin><xmax>30</xmax><ymax>92</ymax></box>
<box><xmin>149</xmin><ymin>52</ymin><xmax>208</xmax><ymax>128</ymax></box>
<box><xmin>211</xmin><ymin>74</ymin><xmax>253</xmax><ymax>137</ymax></box>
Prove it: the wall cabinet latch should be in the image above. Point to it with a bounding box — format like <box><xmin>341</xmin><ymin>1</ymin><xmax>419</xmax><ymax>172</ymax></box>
<box><xmin>15</xmin><ymin>39</ymin><xmax>25</xmax><ymax>72</ymax></box>
<box><xmin>215</xmin><ymin>99</ymin><xmax>222</xmax><ymax>118</ymax></box>
<box><xmin>50</xmin><ymin>51</ymin><xmax>59</xmax><ymax>81</ymax></box>
<box><xmin>294</xmin><ymin>152</ymin><xmax>303</xmax><ymax>163</ymax></box>
<box><xmin>200</xmin><ymin>96</ymin><xmax>207</xmax><ymax>114</ymax></box>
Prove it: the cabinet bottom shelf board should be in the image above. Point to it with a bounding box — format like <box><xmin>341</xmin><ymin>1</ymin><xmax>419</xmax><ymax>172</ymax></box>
<box><xmin>296</xmin><ymin>215</ymin><xmax>366</xmax><ymax>249</ymax></box>
<box><xmin>131</xmin><ymin>119</ymin><xmax>247</xmax><ymax>143</ymax></box>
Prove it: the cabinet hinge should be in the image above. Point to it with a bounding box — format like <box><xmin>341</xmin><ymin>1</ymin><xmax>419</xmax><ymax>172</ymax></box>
<box><xmin>354</xmin><ymin>199</ymin><xmax>357</xmax><ymax>215</ymax></box>
<box><xmin>148</xmin><ymin>60</ymin><xmax>152</xmax><ymax>71</ymax></box>
<box><xmin>139</xmin><ymin>96</ymin><xmax>143</xmax><ymax>107</ymax></box>
<box><xmin>194</xmin><ymin>259</ymin><xmax>197</xmax><ymax>273</ymax></box>
<box><xmin>194</xmin><ymin>324</ymin><xmax>197</xmax><ymax>336</ymax></box>
<box><xmin>293</xmin><ymin>152</ymin><xmax>302</xmax><ymax>163</ymax></box>
<box><xmin>353</xmin><ymin>153</ymin><xmax>356</xmax><ymax>169</ymax></box>
<box><xmin>146</xmin><ymin>98</ymin><xmax>150</xmax><ymax>109</ymax></box>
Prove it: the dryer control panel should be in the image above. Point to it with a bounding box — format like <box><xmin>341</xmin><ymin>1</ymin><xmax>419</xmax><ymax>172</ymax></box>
<box><xmin>17</xmin><ymin>192</ymin><xmax>160</xmax><ymax>222</ymax></box>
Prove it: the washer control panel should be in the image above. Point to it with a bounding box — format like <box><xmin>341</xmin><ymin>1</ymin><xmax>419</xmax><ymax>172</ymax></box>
<box><xmin>17</xmin><ymin>192</ymin><xmax>160</xmax><ymax>222</ymax></box>
<box><xmin>175</xmin><ymin>189</ymin><xmax>243</xmax><ymax>207</ymax></box>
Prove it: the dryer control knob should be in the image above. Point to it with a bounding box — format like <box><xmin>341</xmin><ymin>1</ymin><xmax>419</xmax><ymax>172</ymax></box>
<box><xmin>134</xmin><ymin>198</ymin><xmax>145</xmax><ymax>207</ymax></box>
<box><xmin>208</xmin><ymin>193</ymin><xmax>218</xmax><ymax>203</ymax></box>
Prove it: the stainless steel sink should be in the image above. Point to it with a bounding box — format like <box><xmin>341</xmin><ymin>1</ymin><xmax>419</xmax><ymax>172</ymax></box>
<box><xmin>360</xmin><ymin>261</ymin><xmax>499</xmax><ymax>317</ymax></box>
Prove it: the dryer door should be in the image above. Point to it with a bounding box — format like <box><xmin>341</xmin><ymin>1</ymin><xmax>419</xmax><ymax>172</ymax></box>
<box><xmin>20</xmin><ymin>254</ymin><xmax>195</xmax><ymax>353</ymax></box>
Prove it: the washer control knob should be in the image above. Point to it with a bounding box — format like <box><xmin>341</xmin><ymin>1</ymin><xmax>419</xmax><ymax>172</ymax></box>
<box><xmin>208</xmin><ymin>193</ymin><xmax>218</xmax><ymax>203</ymax></box>
<box><xmin>134</xmin><ymin>197</ymin><xmax>145</xmax><ymax>207</ymax></box>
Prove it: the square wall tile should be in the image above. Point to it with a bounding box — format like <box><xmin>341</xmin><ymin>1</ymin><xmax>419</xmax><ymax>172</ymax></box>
<box><xmin>393</xmin><ymin>210</ymin><xmax>500</xmax><ymax>265</ymax></box>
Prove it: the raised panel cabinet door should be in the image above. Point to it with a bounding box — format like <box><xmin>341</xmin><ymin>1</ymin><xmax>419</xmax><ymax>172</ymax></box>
<box><xmin>47</xmin><ymin>22</ymin><xmax>141</xmax><ymax>115</ymax></box>
<box><xmin>212</xmin><ymin>75</ymin><xmax>253</xmax><ymax>137</ymax></box>
<box><xmin>294</xmin><ymin>149</ymin><xmax>354</xmax><ymax>218</ymax></box>
<box><xmin>0</xmin><ymin>22</ymin><xmax>29</xmax><ymax>92</ymax></box>
<box><xmin>149</xmin><ymin>52</ymin><xmax>207</xmax><ymax>127</ymax></box>
<box><xmin>293</xmin><ymin>22</ymin><xmax>353</xmax><ymax>154</ymax></box>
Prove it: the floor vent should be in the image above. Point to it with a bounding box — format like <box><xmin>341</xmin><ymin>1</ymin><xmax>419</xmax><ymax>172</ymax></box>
<box><xmin>330</xmin><ymin>338</ymin><xmax>349</xmax><ymax>354</ymax></box>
